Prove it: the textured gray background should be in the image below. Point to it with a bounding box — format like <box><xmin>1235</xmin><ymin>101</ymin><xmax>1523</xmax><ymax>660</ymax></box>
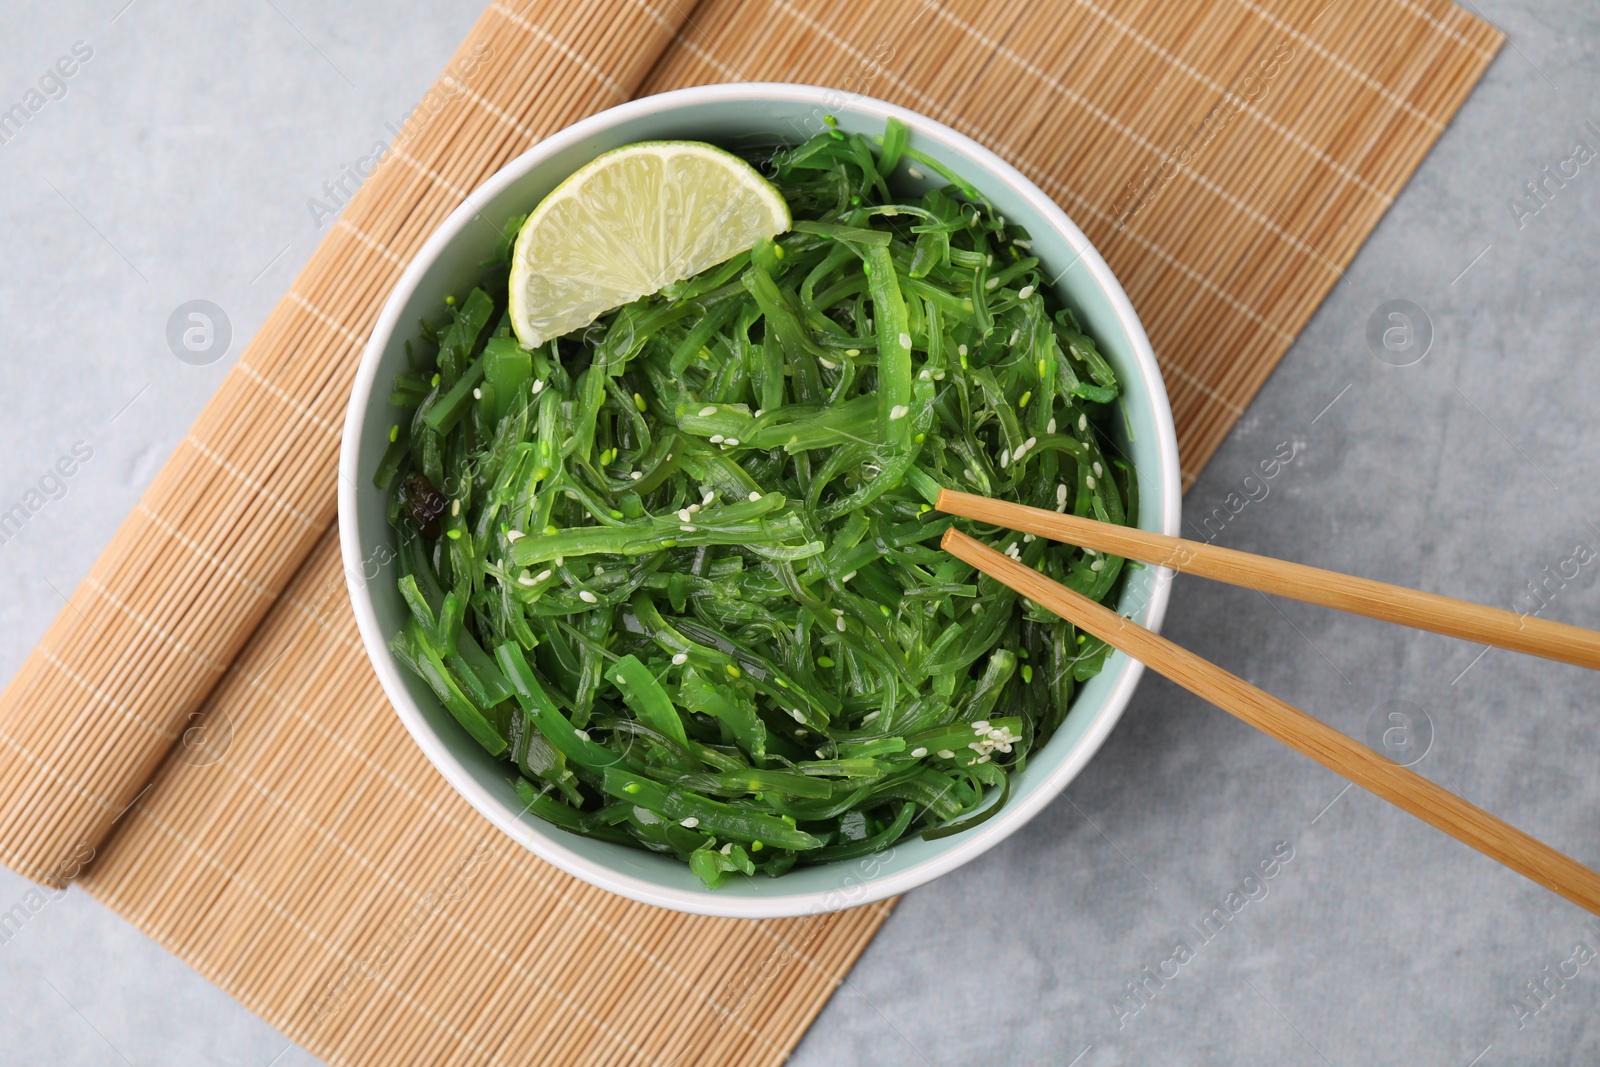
<box><xmin>0</xmin><ymin>1</ymin><xmax>1596</xmax><ymax>1064</ymax></box>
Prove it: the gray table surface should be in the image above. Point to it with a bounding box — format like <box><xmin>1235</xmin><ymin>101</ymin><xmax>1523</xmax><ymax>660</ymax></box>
<box><xmin>1</xmin><ymin>1</ymin><xmax>1596</xmax><ymax>1064</ymax></box>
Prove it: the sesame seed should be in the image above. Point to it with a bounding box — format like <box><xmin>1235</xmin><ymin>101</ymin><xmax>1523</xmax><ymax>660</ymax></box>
<box><xmin>1094</xmin><ymin>462</ymin><xmax>1103</xmax><ymax>476</ymax></box>
<box><xmin>687</xmin><ymin>504</ymin><xmax>700</xmax><ymax>513</ymax></box>
<box><xmin>720</xmin><ymin>842</ymin><xmax>734</xmax><ymax>856</ymax></box>
<box><xmin>517</xmin><ymin>573</ymin><xmax>536</xmax><ymax>586</ymax></box>
<box><xmin>709</xmin><ymin>434</ymin><xmax>724</xmax><ymax>444</ymax></box>
<box><xmin>534</xmin><ymin>570</ymin><xmax>552</xmax><ymax>583</ymax></box>
<box><xmin>911</xmin><ymin>747</ymin><xmax>928</xmax><ymax>758</ymax></box>
<box><xmin>1090</xmin><ymin>559</ymin><xmax>1104</xmax><ymax>571</ymax></box>
<box><xmin>1078</xmin><ymin>414</ymin><xmax>1088</xmax><ymax>432</ymax></box>
<box><xmin>698</xmin><ymin>405</ymin><xmax>718</xmax><ymax>417</ymax></box>
<box><xmin>506</xmin><ymin>528</ymin><xmax>524</xmax><ymax>542</ymax></box>
<box><xmin>972</xmin><ymin>720</ymin><xmax>990</xmax><ymax>731</ymax></box>
<box><xmin>672</xmin><ymin>652</ymin><xmax>688</xmax><ymax>665</ymax></box>
<box><xmin>1013</xmin><ymin>444</ymin><xmax>1026</xmax><ymax>461</ymax></box>
<box><xmin>724</xmin><ymin>438</ymin><xmax>739</xmax><ymax>447</ymax></box>
<box><xmin>999</xmin><ymin>451</ymin><xmax>1009</xmax><ymax>468</ymax></box>
<box><xmin>890</xmin><ymin>404</ymin><xmax>910</xmax><ymax>421</ymax></box>
<box><xmin>450</xmin><ymin>499</ymin><xmax>461</xmax><ymax>517</ymax></box>
<box><xmin>831</xmin><ymin>608</ymin><xmax>844</xmax><ymax>615</ymax></box>
<box><xmin>985</xmin><ymin>277</ymin><xmax>999</xmax><ymax>290</ymax></box>
<box><xmin>846</xmin><ymin>348</ymin><xmax>861</xmax><ymax>357</ymax></box>
<box><xmin>532</xmin><ymin>380</ymin><xmax>544</xmax><ymax>394</ymax></box>
<box><xmin>986</xmin><ymin>254</ymin><xmax>994</xmax><ymax>266</ymax></box>
<box><xmin>1057</xmin><ymin>484</ymin><xmax>1069</xmax><ymax>506</ymax></box>
<box><xmin>1048</xmin><ymin>418</ymin><xmax>1057</xmax><ymax>434</ymax></box>
<box><xmin>578</xmin><ymin>590</ymin><xmax>599</xmax><ymax>603</ymax></box>
<box><xmin>749</xmin><ymin>491</ymin><xmax>762</xmax><ymax>502</ymax></box>
<box><xmin>1086</xmin><ymin>475</ymin><xmax>1096</xmax><ymax>488</ymax></box>
<box><xmin>836</xmin><ymin>616</ymin><xmax>847</xmax><ymax>632</ymax></box>
<box><xmin>630</xmin><ymin>471</ymin><xmax>643</xmax><ymax>480</ymax></box>
<box><xmin>841</xmin><ymin>571</ymin><xmax>856</xmax><ymax>582</ymax></box>
<box><xmin>472</xmin><ymin>387</ymin><xmax>482</xmax><ymax>400</ymax></box>
<box><xmin>554</xmin><ymin>556</ymin><xmax>563</xmax><ymax>566</ymax></box>
<box><xmin>680</xmin><ymin>524</ymin><xmax>696</xmax><ymax>532</ymax></box>
<box><xmin>574</xmin><ymin>729</ymin><xmax>590</xmax><ymax>741</ymax></box>
<box><xmin>1018</xmin><ymin>284</ymin><xmax>1035</xmax><ymax>299</ymax></box>
<box><xmin>703</xmin><ymin>490</ymin><xmax>715</xmax><ymax>505</ymax></box>
<box><xmin>790</xmin><ymin>709</ymin><xmax>805</xmax><ymax>722</ymax></box>
<box><xmin>898</xmin><ymin>331</ymin><xmax>913</xmax><ymax>350</ymax></box>
<box><xmin>819</xmin><ymin>357</ymin><xmax>838</xmax><ymax>370</ymax></box>
<box><xmin>680</xmin><ymin>817</ymin><xmax>700</xmax><ymax>829</ymax></box>
<box><xmin>678</xmin><ymin>508</ymin><xmax>693</xmax><ymax>522</ymax></box>
<box><xmin>1014</xmin><ymin>239</ymin><xmax>1032</xmax><ymax>250</ymax></box>
<box><xmin>937</xmin><ymin>749</ymin><xmax>955</xmax><ymax>759</ymax></box>
<box><xmin>907</xmin><ymin>166</ymin><xmax>924</xmax><ymax>179</ymax></box>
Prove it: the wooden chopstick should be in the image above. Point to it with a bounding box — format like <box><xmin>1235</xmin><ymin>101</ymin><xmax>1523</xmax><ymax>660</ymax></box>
<box><xmin>941</xmin><ymin>527</ymin><xmax>1600</xmax><ymax>918</ymax></box>
<box><xmin>936</xmin><ymin>488</ymin><xmax>1600</xmax><ymax>671</ymax></box>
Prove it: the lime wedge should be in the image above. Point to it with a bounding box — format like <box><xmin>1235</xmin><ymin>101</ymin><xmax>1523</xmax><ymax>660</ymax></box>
<box><xmin>508</xmin><ymin>141</ymin><xmax>790</xmax><ymax>347</ymax></box>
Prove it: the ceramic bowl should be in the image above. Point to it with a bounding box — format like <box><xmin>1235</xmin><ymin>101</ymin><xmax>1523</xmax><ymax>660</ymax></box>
<box><xmin>339</xmin><ymin>82</ymin><xmax>1181</xmax><ymax>919</ymax></box>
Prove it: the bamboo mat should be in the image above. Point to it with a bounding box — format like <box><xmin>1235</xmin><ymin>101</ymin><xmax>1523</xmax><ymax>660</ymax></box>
<box><xmin>0</xmin><ymin>0</ymin><xmax>1499</xmax><ymax>1063</ymax></box>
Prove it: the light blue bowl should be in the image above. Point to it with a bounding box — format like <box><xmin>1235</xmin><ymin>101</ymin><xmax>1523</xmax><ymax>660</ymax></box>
<box><xmin>339</xmin><ymin>83</ymin><xmax>1181</xmax><ymax>919</ymax></box>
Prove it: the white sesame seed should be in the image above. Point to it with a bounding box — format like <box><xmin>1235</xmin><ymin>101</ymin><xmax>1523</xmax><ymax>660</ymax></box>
<box><xmin>534</xmin><ymin>569</ymin><xmax>552</xmax><ymax>583</ymax></box>
<box><xmin>1090</xmin><ymin>559</ymin><xmax>1104</xmax><ymax>571</ymax></box>
<box><xmin>1023</xmin><ymin>533</ymin><xmax>1035</xmax><ymax>543</ymax></box>
<box><xmin>506</xmin><ymin>529</ymin><xmax>524</xmax><ymax>542</ymax></box>
<box><xmin>1025</xmin><ymin>436</ymin><xmax>1038</xmax><ymax>451</ymax></box>
<box><xmin>1014</xmin><ymin>239</ymin><xmax>1032</xmax><ymax>250</ymax></box>
<box><xmin>919</xmin><ymin>369</ymin><xmax>931</xmax><ymax>381</ymax></box>
<box><xmin>720</xmin><ymin>842</ymin><xmax>734</xmax><ymax>856</ymax></box>
<box><xmin>831</xmin><ymin>608</ymin><xmax>844</xmax><ymax>615</ymax></box>
<box><xmin>709</xmin><ymin>434</ymin><xmax>724</xmax><ymax>444</ymax></box>
<box><xmin>1012</xmin><ymin>444</ymin><xmax>1026</xmax><ymax>461</ymax></box>
<box><xmin>702</xmin><ymin>490</ymin><xmax>715</xmax><ymax>505</ymax></box>
<box><xmin>1093</xmin><ymin>462</ymin><xmax>1103</xmax><ymax>476</ymax></box>
<box><xmin>1018</xmin><ymin>285</ymin><xmax>1035</xmax><ymax>299</ymax></box>
<box><xmin>1086</xmin><ymin>475</ymin><xmax>1096</xmax><ymax>488</ymax></box>
<box><xmin>819</xmin><ymin>357</ymin><xmax>838</xmax><ymax>370</ymax></box>
<box><xmin>1057</xmin><ymin>484</ymin><xmax>1069</xmax><ymax>506</ymax></box>
<box><xmin>836</xmin><ymin>616</ymin><xmax>847</xmax><ymax>632</ymax></box>
<box><xmin>532</xmin><ymin>379</ymin><xmax>544</xmax><ymax>395</ymax></box>
<box><xmin>578</xmin><ymin>590</ymin><xmax>599</xmax><ymax>603</ymax></box>
<box><xmin>907</xmin><ymin>166</ymin><xmax>924</xmax><ymax>180</ymax></box>
<box><xmin>678</xmin><ymin>508</ymin><xmax>693</xmax><ymax>522</ymax></box>
<box><xmin>841</xmin><ymin>571</ymin><xmax>856</xmax><ymax>582</ymax></box>
<box><xmin>698</xmin><ymin>405</ymin><xmax>718</xmax><ymax>417</ymax></box>
<box><xmin>973</xmin><ymin>720</ymin><xmax>990</xmax><ymax>731</ymax></box>
<box><xmin>999</xmin><ymin>451</ymin><xmax>1010</xmax><ymax>468</ymax></box>
<box><xmin>988</xmin><ymin>728</ymin><xmax>1006</xmax><ymax>741</ymax></box>
<box><xmin>986</xmin><ymin>254</ymin><xmax>994</xmax><ymax>266</ymax></box>
<box><xmin>790</xmin><ymin>709</ymin><xmax>805</xmax><ymax>722</ymax></box>
<box><xmin>898</xmin><ymin>331</ymin><xmax>913</xmax><ymax>350</ymax></box>
<box><xmin>1047</xmin><ymin>418</ymin><xmax>1057</xmax><ymax>434</ymax></box>
<box><xmin>969</xmin><ymin>741</ymin><xmax>987</xmax><ymax>752</ymax></box>
<box><xmin>985</xmin><ymin>277</ymin><xmax>999</xmax><ymax>290</ymax></box>
<box><xmin>890</xmin><ymin>404</ymin><xmax>910</xmax><ymax>421</ymax></box>
<box><xmin>672</xmin><ymin>652</ymin><xmax>688</xmax><ymax>665</ymax></box>
<box><xmin>593</xmin><ymin>565</ymin><xmax>604</xmax><ymax>575</ymax></box>
<box><xmin>574</xmin><ymin>728</ymin><xmax>590</xmax><ymax>741</ymax></box>
<box><xmin>816</xmin><ymin>748</ymin><xmax>828</xmax><ymax>758</ymax></box>
<box><xmin>630</xmin><ymin>471</ymin><xmax>643</xmax><ymax>480</ymax></box>
<box><xmin>1009</xmin><ymin>328</ymin><xmax>1020</xmax><ymax>346</ymax></box>
<box><xmin>472</xmin><ymin>387</ymin><xmax>482</xmax><ymax>400</ymax></box>
<box><xmin>680</xmin><ymin>817</ymin><xmax>700</xmax><ymax>829</ymax></box>
<box><xmin>725</xmin><ymin>438</ymin><xmax>740</xmax><ymax>447</ymax></box>
<box><xmin>554</xmin><ymin>556</ymin><xmax>563</xmax><ymax>566</ymax></box>
<box><xmin>911</xmin><ymin>747</ymin><xmax>928</xmax><ymax>758</ymax></box>
<box><xmin>937</xmin><ymin>749</ymin><xmax>955</xmax><ymax>759</ymax></box>
<box><xmin>975</xmin><ymin>753</ymin><xmax>991</xmax><ymax>764</ymax></box>
<box><xmin>748</xmin><ymin>491</ymin><xmax>762</xmax><ymax>502</ymax></box>
<box><xmin>687</xmin><ymin>504</ymin><xmax>701</xmax><ymax>514</ymax></box>
<box><xmin>680</xmin><ymin>524</ymin><xmax>696</xmax><ymax>532</ymax></box>
<box><xmin>517</xmin><ymin>573</ymin><xmax>537</xmax><ymax>586</ymax></box>
<box><xmin>1078</xmin><ymin>414</ymin><xmax>1087</xmax><ymax>431</ymax></box>
<box><xmin>450</xmin><ymin>499</ymin><xmax>461</xmax><ymax>517</ymax></box>
<box><xmin>846</xmin><ymin>348</ymin><xmax>861</xmax><ymax>357</ymax></box>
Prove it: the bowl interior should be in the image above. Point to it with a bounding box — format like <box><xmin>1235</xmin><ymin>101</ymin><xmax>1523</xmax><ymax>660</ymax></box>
<box><xmin>341</xmin><ymin>84</ymin><xmax>1179</xmax><ymax>918</ymax></box>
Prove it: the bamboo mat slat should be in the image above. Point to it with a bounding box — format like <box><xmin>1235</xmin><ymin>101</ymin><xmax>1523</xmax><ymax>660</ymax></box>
<box><xmin>0</xmin><ymin>1</ymin><xmax>1499</xmax><ymax>1064</ymax></box>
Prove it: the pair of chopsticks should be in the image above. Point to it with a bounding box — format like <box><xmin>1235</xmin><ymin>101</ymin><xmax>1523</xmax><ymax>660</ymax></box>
<box><xmin>936</xmin><ymin>488</ymin><xmax>1600</xmax><ymax>918</ymax></box>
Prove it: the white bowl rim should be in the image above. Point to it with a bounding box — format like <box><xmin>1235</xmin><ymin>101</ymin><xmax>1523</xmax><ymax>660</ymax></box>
<box><xmin>338</xmin><ymin>81</ymin><xmax>1182</xmax><ymax>919</ymax></box>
